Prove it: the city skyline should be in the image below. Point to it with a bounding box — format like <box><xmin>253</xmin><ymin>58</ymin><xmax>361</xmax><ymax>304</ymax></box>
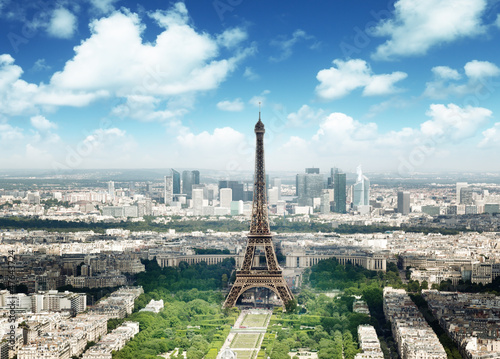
<box><xmin>1</xmin><ymin>0</ymin><xmax>500</xmax><ymax>174</ymax></box>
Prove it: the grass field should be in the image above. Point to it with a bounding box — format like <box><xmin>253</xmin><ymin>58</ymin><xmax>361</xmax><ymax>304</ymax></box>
<box><xmin>230</xmin><ymin>333</ymin><xmax>260</xmax><ymax>349</ymax></box>
<box><xmin>241</xmin><ymin>314</ymin><xmax>269</xmax><ymax>327</ymax></box>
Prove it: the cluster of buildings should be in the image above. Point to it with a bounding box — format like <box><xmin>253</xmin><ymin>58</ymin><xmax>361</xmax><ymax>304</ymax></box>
<box><xmin>0</xmin><ymin>244</ymin><xmax>144</xmax><ymax>292</ymax></box>
<box><xmin>82</xmin><ymin>321</ymin><xmax>139</xmax><ymax>359</ymax></box>
<box><xmin>0</xmin><ymin>289</ymin><xmax>86</xmax><ymax>315</ymax></box>
<box><xmin>422</xmin><ymin>290</ymin><xmax>500</xmax><ymax>359</ymax></box>
<box><xmin>88</xmin><ymin>286</ymin><xmax>143</xmax><ymax>319</ymax></box>
<box><xmin>354</xmin><ymin>325</ymin><xmax>383</xmax><ymax>359</ymax></box>
<box><xmin>2</xmin><ymin>226</ymin><xmax>500</xmax><ymax>293</ymax></box>
<box><xmin>2</xmin><ymin>172</ymin><xmax>500</xmax><ymax>236</ymax></box>
<box><xmin>383</xmin><ymin>287</ymin><xmax>446</xmax><ymax>359</ymax></box>
<box><xmin>395</xmin><ymin>231</ymin><xmax>500</xmax><ymax>285</ymax></box>
<box><xmin>0</xmin><ymin>286</ymin><xmax>142</xmax><ymax>359</ymax></box>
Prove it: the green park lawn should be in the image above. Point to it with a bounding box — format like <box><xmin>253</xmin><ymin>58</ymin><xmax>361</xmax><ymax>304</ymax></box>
<box><xmin>241</xmin><ymin>313</ymin><xmax>268</xmax><ymax>327</ymax></box>
<box><xmin>230</xmin><ymin>333</ymin><xmax>260</xmax><ymax>349</ymax></box>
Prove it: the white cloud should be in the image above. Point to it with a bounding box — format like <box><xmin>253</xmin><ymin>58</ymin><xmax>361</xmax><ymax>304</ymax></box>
<box><xmin>0</xmin><ymin>54</ymin><xmax>39</xmax><ymax>115</ymax></box>
<box><xmin>363</xmin><ymin>72</ymin><xmax>408</xmax><ymax>96</ymax></box>
<box><xmin>431</xmin><ymin>66</ymin><xmax>461</xmax><ymax>80</ymax></box>
<box><xmin>496</xmin><ymin>14</ymin><xmax>500</xmax><ymax>28</ymax></box>
<box><xmin>312</xmin><ymin>113</ymin><xmax>378</xmax><ymax>144</ymax></box>
<box><xmin>89</xmin><ymin>0</ymin><xmax>119</xmax><ymax>15</ymax></box>
<box><xmin>315</xmin><ymin>59</ymin><xmax>407</xmax><ymax>100</ymax></box>
<box><xmin>273</xmin><ymin>102</ymin><xmax>493</xmax><ymax>172</ymax></box>
<box><xmin>50</xmin><ymin>4</ymin><xmax>250</xmax><ymax>105</ymax></box>
<box><xmin>249</xmin><ymin>90</ymin><xmax>270</xmax><ymax>107</ymax></box>
<box><xmin>217</xmin><ymin>98</ymin><xmax>244</xmax><ymax>112</ymax></box>
<box><xmin>0</xmin><ymin>3</ymin><xmax>252</xmax><ymax>120</ymax></box>
<box><xmin>421</xmin><ymin>103</ymin><xmax>492</xmax><ymax>141</ymax></box>
<box><xmin>111</xmin><ymin>95</ymin><xmax>188</xmax><ymax>121</ymax></box>
<box><xmin>464</xmin><ymin>60</ymin><xmax>500</xmax><ymax>79</ymax></box>
<box><xmin>243</xmin><ymin>67</ymin><xmax>259</xmax><ymax>81</ymax></box>
<box><xmin>270</xmin><ymin>29</ymin><xmax>319</xmax><ymax>62</ymax></box>
<box><xmin>0</xmin><ymin>53</ymin><xmax>109</xmax><ymax>115</ymax></box>
<box><xmin>32</xmin><ymin>59</ymin><xmax>51</xmax><ymax>72</ymax></box>
<box><xmin>34</xmin><ymin>89</ymin><xmax>109</xmax><ymax>107</ymax></box>
<box><xmin>30</xmin><ymin>115</ymin><xmax>57</xmax><ymax>131</ymax></box>
<box><xmin>367</xmin><ymin>97</ymin><xmax>412</xmax><ymax>118</ymax></box>
<box><xmin>217</xmin><ymin>27</ymin><xmax>248</xmax><ymax>48</ymax></box>
<box><xmin>47</xmin><ymin>8</ymin><xmax>77</xmax><ymax>39</ymax></box>
<box><xmin>286</xmin><ymin>105</ymin><xmax>324</xmax><ymax>127</ymax></box>
<box><xmin>176</xmin><ymin>127</ymin><xmax>251</xmax><ymax>169</ymax></box>
<box><xmin>479</xmin><ymin>122</ymin><xmax>500</xmax><ymax>147</ymax></box>
<box><xmin>0</xmin><ymin>123</ymin><xmax>24</xmax><ymax>141</ymax></box>
<box><xmin>424</xmin><ymin>60</ymin><xmax>500</xmax><ymax>99</ymax></box>
<box><xmin>372</xmin><ymin>0</ymin><xmax>487</xmax><ymax>60</ymax></box>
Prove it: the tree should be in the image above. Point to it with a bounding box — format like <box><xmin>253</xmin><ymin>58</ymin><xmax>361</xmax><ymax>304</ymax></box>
<box><xmin>285</xmin><ymin>299</ymin><xmax>297</xmax><ymax>313</ymax></box>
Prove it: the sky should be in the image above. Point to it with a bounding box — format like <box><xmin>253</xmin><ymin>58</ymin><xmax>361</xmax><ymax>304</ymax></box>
<box><xmin>1</xmin><ymin>0</ymin><xmax>500</xmax><ymax>176</ymax></box>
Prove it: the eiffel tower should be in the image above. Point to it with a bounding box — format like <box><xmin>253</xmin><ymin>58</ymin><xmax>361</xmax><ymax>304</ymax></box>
<box><xmin>223</xmin><ymin>112</ymin><xmax>294</xmax><ymax>308</ymax></box>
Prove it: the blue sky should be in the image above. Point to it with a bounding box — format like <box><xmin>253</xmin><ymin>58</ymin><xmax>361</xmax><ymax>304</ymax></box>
<box><xmin>1</xmin><ymin>0</ymin><xmax>500</xmax><ymax>175</ymax></box>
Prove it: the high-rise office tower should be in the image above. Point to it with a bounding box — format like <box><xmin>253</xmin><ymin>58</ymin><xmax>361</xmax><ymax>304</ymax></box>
<box><xmin>220</xmin><ymin>188</ymin><xmax>232</xmax><ymax>208</ymax></box>
<box><xmin>171</xmin><ymin>169</ymin><xmax>181</xmax><ymax>194</ymax></box>
<box><xmin>456</xmin><ymin>182</ymin><xmax>468</xmax><ymax>203</ymax></box>
<box><xmin>460</xmin><ymin>187</ymin><xmax>474</xmax><ymax>205</ymax></box>
<box><xmin>272</xmin><ymin>178</ymin><xmax>282</xmax><ymax>200</ymax></box>
<box><xmin>268</xmin><ymin>187</ymin><xmax>279</xmax><ymax>205</ymax></box>
<box><xmin>192</xmin><ymin>188</ymin><xmax>204</xmax><ymax>216</ymax></box>
<box><xmin>192</xmin><ymin>170</ymin><xmax>200</xmax><ymax>185</ymax></box>
<box><xmin>164</xmin><ymin>176</ymin><xmax>173</xmax><ymax>205</ymax></box>
<box><xmin>182</xmin><ymin>170</ymin><xmax>200</xmax><ymax>199</ymax></box>
<box><xmin>353</xmin><ymin>166</ymin><xmax>370</xmax><ymax>207</ymax></box>
<box><xmin>334</xmin><ymin>171</ymin><xmax>347</xmax><ymax>213</ymax></box>
<box><xmin>320</xmin><ymin>189</ymin><xmax>330</xmax><ymax>214</ymax></box>
<box><xmin>397</xmin><ymin>191</ymin><xmax>410</xmax><ymax>215</ymax></box>
<box><xmin>108</xmin><ymin>181</ymin><xmax>115</xmax><ymax>201</ymax></box>
<box><xmin>306</xmin><ymin>167</ymin><xmax>320</xmax><ymax>174</ymax></box>
<box><xmin>219</xmin><ymin>180</ymin><xmax>244</xmax><ymax>201</ymax></box>
<box><xmin>296</xmin><ymin>168</ymin><xmax>324</xmax><ymax>206</ymax></box>
<box><xmin>327</xmin><ymin>167</ymin><xmax>340</xmax><ymax>189</ymax></box>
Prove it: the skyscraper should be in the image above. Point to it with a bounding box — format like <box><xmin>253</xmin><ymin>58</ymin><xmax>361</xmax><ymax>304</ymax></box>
<box><xmin>327</xmin><ymin>167</ymin><xmax>339</xmax><ymax>189</ymax></box>
<box><xmin>460</xmin><ymin>187</ymin><xmax>474</xmax><ymax>205</ymax></box>
<box><xmin>182</xmin><ymin>170</ymin><xmax>200</xmax><ymax>199</ymax></box>
<box><xmin>296</xmin><ymin>168</ymin><xmax>324</xmax><ymax>206</ymax></box>
<box><xmin>320</xmin><ymin>189</ymin><xmax>330</xmax><ymax>214</ymax></box>
<box><xmin>164</xmin><ymin>176</ymin><xmax>173</xmax><ymax>205</ymax></box>
<box><xmin>397</xmin><ymin>191</ymin><xmax>410</xmax><ymax>215</ymax></box>
<box><xmin>268</xmin><ymin>187</ymin><xmax>279</xmax><ymax>205</ymax></box>
<box><xmin>107</xmin><ymin>181</ymin><xmax>115</xmax><ymax>201</ymax></box>
<box><xmin>171</xmin><ymin>169</ymin><xmax>181</xmax><ymax>194</ymax></box>
<box><xmin>272</xmin><ymin>178</ymin><xmax>282</xmax><ymax>200</ymax></box>
<box><xmin>353</xmin><ymin>166</ymin><xmax>370</xmax><ymax>207</ymax></box>
<box><xmin>192</xmin><ymin>188</ymin><xmax>204</xmax><ymax>216</ymax></box>
<box><xmin>219</xmin><ymin>180</ymin><xmax>244</xmax><ymax>201</ymax></box>
<box><xmin>456</xmin><ymin>182</ymin><xmax>468</xmax><ymax>203</ymax></box>
<box><xmin>334</xmin><ymin>171</ymin><xmax>347</xmax><ymax>213</ymax></box>
<box><xmin>220</xmin><ymin>188</ymin><xmax>232</xmax><ymax>208</ymax></box>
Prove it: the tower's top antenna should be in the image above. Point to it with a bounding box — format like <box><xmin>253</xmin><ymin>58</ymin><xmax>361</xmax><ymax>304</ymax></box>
<box><xmin>259</xmin><ymin>101</ymin><xmax>261</xmax><ymax>119</ymax></box>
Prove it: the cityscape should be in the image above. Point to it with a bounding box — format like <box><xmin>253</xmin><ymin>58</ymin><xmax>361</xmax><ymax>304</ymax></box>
<box><xmin>1</xmin><ymin>1</ymin><xmax>500</xmax><ymax>359</ymax></box>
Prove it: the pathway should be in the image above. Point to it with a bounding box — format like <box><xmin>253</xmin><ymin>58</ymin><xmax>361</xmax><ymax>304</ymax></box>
<box><xmin>217</xmin><ymin>308</ymin><xmax>272</xmax><ymax>359</ymax></box>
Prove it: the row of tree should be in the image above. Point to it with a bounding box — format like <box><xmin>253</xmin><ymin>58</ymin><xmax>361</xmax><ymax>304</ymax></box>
<box><xmin>0</xmin><ymin>216</ymin><xmax>465</xmax><ymax>235</ymax></box>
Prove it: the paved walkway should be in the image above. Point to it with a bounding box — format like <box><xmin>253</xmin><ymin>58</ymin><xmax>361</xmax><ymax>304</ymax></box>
<box><xmin>217</xmin><ymin>309</ymin><xmax>272</xmax><ymax>359</ymax></box>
